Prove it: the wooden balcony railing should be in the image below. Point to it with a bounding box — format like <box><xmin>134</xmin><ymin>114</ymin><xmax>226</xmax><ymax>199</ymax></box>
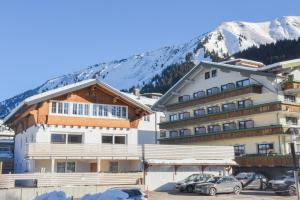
<box><xmin>159</xmin><ymin>125</ymin><xmax>288</xmax><ymax>144</ymax></box>
<box><xmin>281</xmin><ymin>81</ymin><xmax>300</xmax><ymax>91</ymax></box>
<box><xmin>166</xmin><ymin>84</ymin><xmax>262</xmax><ymax>111</ymax></box>
<box><xmin>235</xmin><ymin>154</ymin><xmax>298</xmax><ymax>167</ymax></box>
<box><xmin>160</xmin><ymin>102</ymin><xmax>300</xmax><ymax>129</ymax></box>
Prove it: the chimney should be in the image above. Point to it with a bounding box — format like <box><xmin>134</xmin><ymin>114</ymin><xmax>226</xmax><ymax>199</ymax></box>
<box><xmin>133</xmin><ymin>88</ymin><xmax>140</xmax><ymax>97</ymax></box>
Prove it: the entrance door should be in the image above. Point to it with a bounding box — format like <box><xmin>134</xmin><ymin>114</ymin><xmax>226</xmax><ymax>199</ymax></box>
<box><xmin>90</xmin><ymin>163</ymin><xmax>97</xmax><ymax>172</ymax></box>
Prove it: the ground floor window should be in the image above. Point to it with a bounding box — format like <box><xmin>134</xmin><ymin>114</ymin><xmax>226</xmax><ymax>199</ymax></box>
<box><xmin>56</xmin><ymin>161</ymin><xmax>76</xmax><ymax>173</ymax></box>
<box><xmin>102</xmin><ymin>135</ymin><xmax>126</xmax><ymax>144</ymax></box>
<box><xmin>109</xmin><ymin>161</ymin><xmax>118</xmax><ymax>173</ymax></box>
<box><xmin>234</xmin><ymin>145</ymin><xmax>245</xmax><ymax>156</ymax></box>
<box><xmin>257</xmin><ymin>143</ymin><xmax>274</xmax><ymax>154</ymax></box>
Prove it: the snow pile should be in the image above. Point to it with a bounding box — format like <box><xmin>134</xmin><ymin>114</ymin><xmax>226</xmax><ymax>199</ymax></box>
<box><xmin>34</xmin><ymin>191</ymin><xmax>70</xmax><ymax>200</ymax></box>
<box><xmin>81</xmin><ymin>189</ymin><xmax>129</xmax><ymax>200</ymax></box>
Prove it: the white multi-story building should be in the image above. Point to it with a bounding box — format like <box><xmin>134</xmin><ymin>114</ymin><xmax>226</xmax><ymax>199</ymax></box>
<box><xmin>1</xmin><ymin>79</ymin><xmax>236</xmax><ymax>191</ymax></box>
<box><xmin>153</xmin><ymin>58</ymin><xmax>300</xmax><ymax>172</ymax></box>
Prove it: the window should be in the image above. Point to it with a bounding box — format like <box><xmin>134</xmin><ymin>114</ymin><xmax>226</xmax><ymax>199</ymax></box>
<box><xmin>102</xmin><ymin>136</ymin><xmax>113</xmax><ymax>144</ymax></box>
<box><xmin>207</xmin><ymin>106</ymin><xmax>220</xmax><ymax>114</ymax></box>
<box><xmin>193</xmin><ymin>91</ymin><xmax>205</xmax><ymax>99</ymax></box>
<box><xmin>73</xmin><ymin>103</ymin><xmax>78</xmax><ymax>115</ymax></box>
<box><xmin>122</xmin><ymin>107</ymin><xmax>127</xmax><ymax>118</ymax></box>
<box><xmin>63</xmin><ymin>103</ymin><xmax>69</xmax><ymax>114</ymax></box>
<box><xmin>212</xmin><ymin>69</ymin><xmax>217</xmax><ymax>77</ymax></box>
<box><xmin>238</xmin><ymin>99</ymin><xmax>253</xmax><ymax>109</ymax></box>
<box><xmin>179</xmin><ymin>112</ymin><xmax>190</xmax><ymax>120</ymax></box>
<box><xmin>286</xmin><ymin>117</ymin><xmax>298</xmax><ymax>125</ymax></box>
<box><xmin>285</xmin><ymin>95</ymin><xmax>296</xmax><ymax>103</ymax></box>
<box><xmin>68</xmin><ymin>134</ymin><xmax>82</xmax><ymax>144</ymax></box>
<box><xmin>57</xmin><ymin>162</ymin><xmax>75</xmax><ymax>173</ymax></box>
<box><xmin>112</xmin><ymin>106</ymin><xmax>127</xmax><ymax>118</ymax></box>
<box><xmin>116</xmin><ymin>106</ymin><xmax>121</xmax><ymax>118</ymax></box>
<box><xmin>109</xmin><ymin>161</ymin><xmax>118</xmax><ymax>173</ymax></box>
<box><xmin>169</xmin><ymin>131</ymin><xmax>178</xmax><ymax>138</ymax></box>
<box><xmin>236</xmin><ymin>79</ymin><xmax>250</xmax><ymax>87</ymax></box>
<box><xmin>66</xmin><ymin>162</ymin><xmax>76</xmax><ymax>173</ymax></box>
<box><xmin>103</xmin><ymin>106</ymin><xmax>108</xmax><ymax>116</ymax></box>
<box><xmin>84</xmin><ymin>104</ymin><xmax>89</xmax><ymax>116</ymax></box>
<box><xmin>58</xmin><ymin>102</ymin><xmax>63</xmax><ymax>114</ymax></box>
<box><xmin>178</xmin><ymin>95</ymin><xmax>190</xmax><ymax>102</ymax></box>
<box><xmin>51</xmin><ymin>134</ymin><xmax>66</xmax><ymax>144</ymax></box>
<box><xmin>179</xmin><ymin>129</ymin><xmax>191</xmax><ymax>136</ymax></box>
<box><xmin>143</xmin><ymin>115</ymin><xmax>150</xmax><ymax>122</ymax></box>
<box><xmin>205</xmin><ymin>72</ymin><xmax>210</xmax><ymax>79</ymax></box>
<box><xmin>221</xmin><ymin>83</ymin><xmax>235</xmax><ymax>91</ymax></box>
<box><xmin>207</xmin><ymin>125</ymin><xmax>221</xmax><ymax>133</ymax></box>
<box><xmin>207</xmin><ymin>87</ymin><xmax>220</xmax><ymax>95</ymax></box>
<box><xmin>115</xmin><ymin>136</ymin><xmax>126</xmax><ymax>144</ymax></box>
<box><xmin>234</xmin><ymin>145</ymin><xmax>245</xmax><ymax>156</ymax></box>
<box><xmin>51</xmin><ymin>102</ymin><xmax>57</xmax><ymax>114</ymax></box>
<box><xmin>223</xmin><ymin>122</ymin><xmax>237</xmax><ymax>131</ymax></box>
<box><xmin>194</xmin><ymin>127</ymin><xmax>206</xmax><ymax>135</ymax></box>
<box><xmin>194</xmin><ymin>109</ymin><xmax>205</xmax><ymax>117</ymax></box>
<box><xmin>78</xmin><ymin>104</ymin><xmax>83</xmax><ymax>115</ymax></box>
<box><xmin>257</xmin><ymin>143</ymin><xmax>274</xmax><ymax>154</ymax></box>
<box><xmin>222</xmin><ymin>103</ymin><xmax>236</xmax><ymax>112</ymax></box>
<box><xmin>169</xmin><ymin>114</ymin><xmax>178</xmax><ymax>121</ymax></box>
<box><xmin>239</xmin><ymin>120</ymin><xmax>254</xmax><ymax>129</ymax></box>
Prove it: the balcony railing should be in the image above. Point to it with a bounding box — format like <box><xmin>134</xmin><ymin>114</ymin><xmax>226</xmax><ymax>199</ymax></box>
<box><xmin>235</xmin><ymin>154</ymin><xmax>298</xmax><ymax>167</ymax></box>
<box><xmin>159</xmin><ymin>125</ymin><xmax>288</xmax><ymax>144</ymax></box>
<box><xmin>166</xmin><ymin>84</ymin><xmax>262</xmax><ymax>111</ymax></box>
<box><xmin>160</xmin><ymin>101</ymin><xmax>300</xmax><ymax>129</ymax></box>
<box><xmin>25</xmin><ymin>144</ymin><xmax>234</xmax><ymax>161</ymax></box>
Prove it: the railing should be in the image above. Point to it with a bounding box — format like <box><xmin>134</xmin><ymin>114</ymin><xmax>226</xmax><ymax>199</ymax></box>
<box><xmin>166</xmin><ymin>84</ymin><xmax>262</xmax><ymax>111</ymax></box>
<box><xmin>25</xmin><ymin>144</ymin><xmax>142</xmax><ymax>159</ymax></box>
<box><xmin>235</xmin><ymin>154</ymin><xmax>298</xmax><ymax>167</ymax></box>
<box><xmin>159</xmin><ymin>125</ymin><xmax>288</xmax><ymax>144</ymax></box>
<box><xmin>160</xmin><ymin>101</ymin><xmax>300</xmax><ymax>129</ymax></box>
<box><xmin>0</xmin><ymin>172</ymin><xmax>143</xmax><ymax>189</ymax></box>
<box><xmin>25</xmin><ymin>144</ymin><xmax>235</xmax><ymax>161</ymax></box>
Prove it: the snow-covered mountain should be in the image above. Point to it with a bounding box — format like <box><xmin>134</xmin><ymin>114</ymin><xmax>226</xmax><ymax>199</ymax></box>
<box><xmin>1</xmin><ymin>16</ymin><xmax>300</xmax><ymax>118</ymax></box>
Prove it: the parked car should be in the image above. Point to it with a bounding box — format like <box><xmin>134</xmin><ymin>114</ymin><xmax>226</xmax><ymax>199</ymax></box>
<box><xmin>235</xmin><ymin>172</ymin><xmax>268</xmax><ymax>190</ymax></box>
<box><xmin>269</xmin><ymin>175</ymin><xmax>298</xmax><ymax>196</ymax></box>
<box><xmin>194</xmin><ymin>176</ymin><xmax>242</xmax><ymax>196</ymax></box>
<box><xmin>112</xmin><ymin>187</ymin><xmax>148</xmax><ymax>200</ymax></box>
<box><xmin>175</xmin><ymin>173</ymin><xmax>214</xmax><ymax>193</ymax></box>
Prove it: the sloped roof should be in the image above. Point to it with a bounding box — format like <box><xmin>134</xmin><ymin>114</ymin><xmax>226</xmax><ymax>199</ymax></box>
<box><xmin>4</xmin><ymin>79</ymin><xmax>153</xmax><ymax>123</ymax></box>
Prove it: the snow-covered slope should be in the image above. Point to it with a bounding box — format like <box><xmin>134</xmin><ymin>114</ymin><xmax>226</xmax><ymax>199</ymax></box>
<box><xmin>1</xmin><ymin>16</ymin><xmax>300</xmax><ymax>118</ymax></box>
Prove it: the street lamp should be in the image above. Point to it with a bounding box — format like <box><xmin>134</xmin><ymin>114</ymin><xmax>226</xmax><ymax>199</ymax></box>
<box><xmin>289</xmin><ymin>128</ymin><xmax>300</xmax><ymax>200</ymax></box>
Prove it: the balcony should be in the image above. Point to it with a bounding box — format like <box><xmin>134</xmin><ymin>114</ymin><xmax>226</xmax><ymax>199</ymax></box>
<box><xmin>159</xmin><ymin>125</ymin><xmax>288</xmax><ymax>144</ymax></box>
<box><xmin>166</xmin><ymin>84</ymin><xmax>262</xmax><ymax>111</ymax></box>
<box><xmin>281</xmin><ymin>81</ymin><xmax>300</xmax><ymax>94</ymax></box>
<box><xmin>160</xmin><ymin>102</ymin><xmax>300</xmax><ymax>129</ymax></box>
<box><xmin>235</xmin><ymin>154</ymin><xmax>298</xmax><ymax>167</ymax></box>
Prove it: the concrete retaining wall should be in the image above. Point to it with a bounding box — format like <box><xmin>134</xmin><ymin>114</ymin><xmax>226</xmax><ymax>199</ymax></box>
<box><xmin>0</xmin><ymin>185</ymin><xmax>143</xmax><ymax>200</ymax></box>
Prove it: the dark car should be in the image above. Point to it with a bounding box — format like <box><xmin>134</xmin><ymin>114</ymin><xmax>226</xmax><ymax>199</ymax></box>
<box><xmin>235</xmin><ymin>172</ymin><xmax>268</xmax><ymax>190</ymax></box>
<box><xmin>195</xmin><ymin>176</ymin><xmax>242</xmax><ymax>196</ymax></box>
<box><xmin>269</xmin><ymin>175</ymin><xmax>298</xmax><ymax>196</ymax></box>
<box><xmin>175</xmin><ymin>174</ymin><xmax>214</xmax><ymax>193</ymax></box>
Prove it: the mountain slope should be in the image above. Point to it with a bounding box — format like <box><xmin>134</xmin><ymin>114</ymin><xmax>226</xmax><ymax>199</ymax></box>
<box><xmin>1</xmin><ymin>16</ymin><xmax>300</xmax><ymax>118</ymax></box>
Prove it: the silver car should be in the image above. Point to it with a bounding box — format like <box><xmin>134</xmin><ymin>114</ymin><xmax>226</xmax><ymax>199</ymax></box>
<box><xmin>195</xmin><ymin>176</ymin><xmax>242</xmax><ymax>196</ymax></box>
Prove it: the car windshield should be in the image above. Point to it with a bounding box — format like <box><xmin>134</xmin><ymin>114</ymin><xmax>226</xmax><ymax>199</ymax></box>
<box><xmin>185</xmin><ymin>174</ymin><xmax>199</xmax><ymax>182</ymax></box>
<box><xmin>208</xmin><ymin>177</ymin><xmax>220</xmax><ymax>183</ymax></box>
<box><xmin>236</xmin><ymin>172</ymin><xmax>253</xmax><ymax>179</ymax></box>
<box><xmin>122</xmin><ymin>189</ymin><xmax>142</xmax><ymax>197</ymax></box>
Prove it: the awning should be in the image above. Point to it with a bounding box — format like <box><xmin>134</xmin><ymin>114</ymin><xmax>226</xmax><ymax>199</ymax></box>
<box><xmin>145</xmin><ymin>159</ymin><xmax>237</xmax><ymax>166</ymax></box>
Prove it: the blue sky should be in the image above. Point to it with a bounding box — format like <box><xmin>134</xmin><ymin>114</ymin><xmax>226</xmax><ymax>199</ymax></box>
<box><xmin>0</xmin><ymin>0</ymin><xmax>299</xmax><ymax>101</ymax></box>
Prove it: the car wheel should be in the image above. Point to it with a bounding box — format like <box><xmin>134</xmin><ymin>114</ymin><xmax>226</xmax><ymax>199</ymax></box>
<box><xmin>261</xmin><ymin>183</ymin><xmax>267</xmax><ymax>191</ymax></box>
<box><xmin>288</xmin><ymin>186</ymin><xmax>296</xmax><ymax>196</ymax></box>
<box><xmin>233</xmin><ymin>186</ymin><xmax>241</xmax><ymax>195</ymax></box>
<box><xmin>209</xmin><ymin>187</ymin><xmax>217</xmax><ymax>196</ymax></box>
<box><xmin>186</xmin><ymin>185</ymin><xmax>193</xmax><ymax>193</ymax></box>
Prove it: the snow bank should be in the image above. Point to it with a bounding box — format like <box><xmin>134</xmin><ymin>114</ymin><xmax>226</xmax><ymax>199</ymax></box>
<box><xmin>81</xmin><ymin>189</ymin><xmax>129</xmax><ymax>200</ymax></box>
<box><xmin>34</xmin><ymin>191</ymin><xmax>70</xmax><ymax>200</ymax></box>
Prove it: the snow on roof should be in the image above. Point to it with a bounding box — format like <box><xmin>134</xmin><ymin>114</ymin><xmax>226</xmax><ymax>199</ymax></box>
<box><xmin>221</xmin><ymin>58</ymin><xmax>265</xmax><ymax>66</ymax></box>
<box><xmin>4</xmin><ymin>79</ymin><xmax>153</xmax><ymax>123</ymax></box>
<box><xmin>259</xmin><ymin>58</ymin><xmax>300</xmax><ymax>71</ymax></box>
<box><xmin>145</xmin><ymin>159</ymin><xmax>237</xmax><ymax>166</ymax></box>
<box><xmin>121</xmin><ymin>92</ymin><xmax>158</xmax><ymax>107</ymax></box>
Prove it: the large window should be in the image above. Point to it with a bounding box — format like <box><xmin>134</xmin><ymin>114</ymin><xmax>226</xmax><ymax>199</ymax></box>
<box><xmin>194</xmin><ymin>109</ymin><xmax>205</xmax><ymax>117</ymax></box>
<box><xmin>193</xmin><ymin>91</ymin><xmax>205</xmax><ymax>99</ymax></box>
<box><xmin>236</xmin><ymin>79</ymin><xmax>250</xmax><ymax>87</ymax></box>
<box><xmin>207</xmin><ymin>125</ymin><xmax>221</xmax><ymax>133</ymax></box>
<box><xmin>238</xmin><ymin>99</ymin><xmax>253</xmax><ymax>109</ymax></box>
<box><xmin>222</xmin><ymin>102</ymin><xmax>236</xmax><ymax>112</ymax></box>
<box><xmin>51</xmin><ymin>102</ymin><xmax>69</xmax><ymax>115</ymax></box>
<box><xmin>194</xmin><ymin>127</ymin><xmax>206</xmax><ymax>135</ymax></box>
<box><xmin>51</xmin><ymin>133</ymin><xmax>82</xmax><ymax>144</ymax></box>
<box><xmin>239</xmin><ymin>120</ymin><xmax>254</xmax><ymax>129</ymax></box>
<box><xmin>57</xmin><ymin>162</ymin><xmax>76</xmax><ymax>173</ymax></box>
<box><xmin>169</xmin><ymin>114</ymin><xmax>178</xmax><ymax>121</ymax></box>
<box><xmin>284</xmin><ymin>95</ymin><xmax>296</xmax><ymax>103</ymax></box>
<box><xmin>51</xmin><ymin>134</ymin><xmax>66</xmax><ymax>144</ymax></box>
<box><xmin>115</xmin><ymin>136</ymin><xmax>126</xmax><ymax>144</ymax></box>
<box><xmin>102</xmin><ymin>136</ymin><xmax>113</xmax><ymax>144</ymax></box>
<box><xmin>179</xmin><ymin>129</ymin><xmax>191</xmax><ymax>137</ymax></box>
<box><xmin>223</xmin><ymin>122</ymin><xmax>237</xmax><ymax>131</ymax></box>
<box><xmin>68</xmin><ymin>134</ymin><xmax>82</xmax><ymax>144</ymax></box>
<box><xmin>221</xmin><ymin>83</ymin><xmax>235</xmax><ymax>91</ymax></box>
<box><xmin>234</xmin><ymin>145</ymin><xmax>245</xmax><ymax>157</ymax></box>
<box><xmin>207</xmin><ymin>106</ymin><xmax>220</xmax><ymax>114</ymax></box>
<box><xmin>109</xmin><ymin>161</ymin><xmax>118</xmax><ymax>173</ymax></box>
<box><xmin>102</xmin><ymin>135</ymin><xmax>126</xmax><ymax>144</ymax></box>
<box><xmin>178</xmin><ymin>95</ymin><xmax>190</xmax><ymax>102</ymax></box>
<box><xmin>178</xmin><ymin>112</ymin><xmax>190</xmax><ymax>120</ymax></box>
<box><xmin>207</xmin><ymin>87</ymin><xmax>220</xmax><ymax>95</ymax></box>
<box><xmin>286</xmin><ymin>117</ymin><xmax>298</xmax><ymax>125</ymax></box>
<box><xmin>257</xmin><ymin>143</ymin><xmax>274</xmax><ymax>154</ymax></box>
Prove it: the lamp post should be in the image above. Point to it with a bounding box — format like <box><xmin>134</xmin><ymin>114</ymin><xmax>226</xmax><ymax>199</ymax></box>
<box><xmin>289</xmin><ymin>128</ymin><xmax>300</xmax><ymax>200</ymax></box>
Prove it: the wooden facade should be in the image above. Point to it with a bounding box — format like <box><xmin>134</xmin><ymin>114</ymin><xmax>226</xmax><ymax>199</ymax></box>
<box><xmin>6</xmin><ymin>84</ymin><xmax>150</xmax><ymax>134</ymax></box>
<box><xmin>235</xmin><ymin>154</ymin><xmax>297</xmax><ymax>167</ymax></box>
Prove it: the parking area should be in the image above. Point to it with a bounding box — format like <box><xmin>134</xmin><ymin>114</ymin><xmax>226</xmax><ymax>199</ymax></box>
<box><xmin>149</xmin><ymin>190</ymin><xmax>296</xmax><ymax>200</ymax></box>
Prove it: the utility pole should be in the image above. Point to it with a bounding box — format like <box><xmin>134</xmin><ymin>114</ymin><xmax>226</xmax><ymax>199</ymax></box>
<box><xmin>289</xmin><ymin>128</ymin><xmax>300</xmax><ymax>200</ymax></box>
